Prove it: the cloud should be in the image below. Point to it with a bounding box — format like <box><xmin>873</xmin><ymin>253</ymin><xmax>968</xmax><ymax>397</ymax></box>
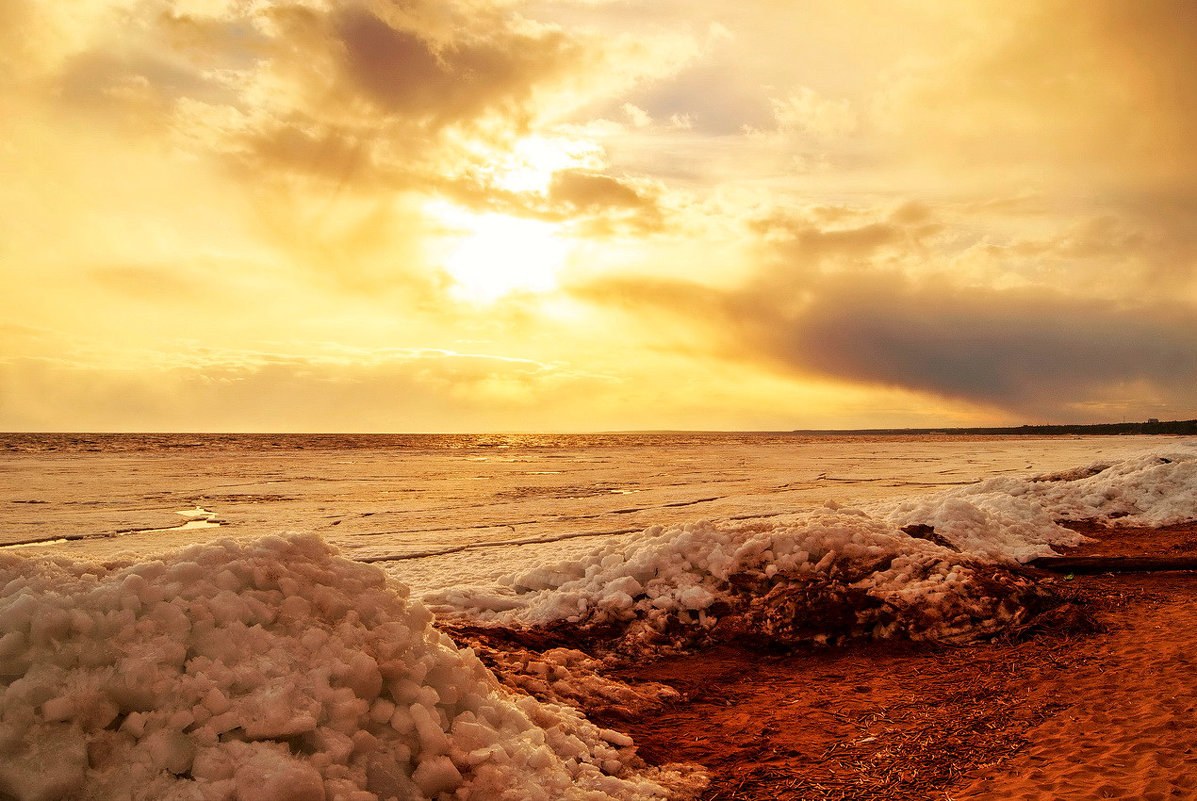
<box><xmin>4</xmin><ymin>0</ymin><xmax>690</xmax><ymax>193</ymax></box>
<box><xmin>549</xmin><ymin>170</ymin><xmax>648</xmax><ymax>210</ymax></box>
<box><xmin>751</xmin><ymin>273</ymin><xmax>1197</xmax><ymax>419</ymax></box>
<box><xmin>571</xmin><ymin>197</ymin><xmax>1197</xmax><ymax>422</ymax></box>
<box><xmin>6</xmin><ymin>0</ymin><xmax>1196</xmax><ymax>432</ymax></box>
<box><xmin>579</xmin><ymin>269</ymin><xmax>1197</xmax><ymax>421</ymax></box>
<box><xmin>632</xmin><ymin>60</ymin><xmax>775</xmax><ymax>135</ymax></box>
<box><xmin>88</xmin><ymin>265</ymin><xmax>204</xmax><ymax>300</ymax></box>
<box><xmin>0</xmin><ymin>348</ymin><xmax>611</xmax><ymax>432</ymax></box>
<box><xmin>545</xmin><ymin>170</ymin><xmax>663</xmax><ymax>235</ymax></box>
<box><xmin>0</xmin><ymin>324</ymin><xmax>51</xmax><ymax>342</ymax></box>
<box><xmin>754</xmin><ymin>208</ymin><xmax>940</xmax><ymax>265</ymax></box>
<box><xmin>335</xmin><ymin>6</ymin><xmax>587</xmax><ymax>126</ymax></box>
<box><xmin>771</xmin><ymin>88</ymin><xmax>858</xmax><ymax>138</ymax></box>
<box><xmin>427</xmin><ymin>166</ymin><xmax>666</xmax><ymax>237</ymax></box>
<box><xmin>880</xmin><ymin>0</ymin><xmax>1197</xmax><ymax>188</ymax></box>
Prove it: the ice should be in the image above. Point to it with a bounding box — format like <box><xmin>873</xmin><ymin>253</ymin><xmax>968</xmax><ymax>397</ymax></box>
<box><xmin>444</xmin><ymin>637</ymin><xmax>681</xmax><ymax>719</ymax></box>
<box><xmin>424</xmin><ymin>511</ymin><xmax>1017</xmax><ymax>645</ymax></box>
<box><xmin>880</xmin><ymin>447</ymin><xmax>1197</xmax><ymax>561</ymax></box>
<box><xmin>0</xmin><ymin>723</ymin><xmax>88</xmax><ymax>801</ymax></box>
<box><xmin>0</xmin><ymin>535</ymin><xmax>690</xmax><ymax>801</ymax></box>
<box><xmin>1</xmin><ymin>433</ymin><xmax>1160</xmax><ymax>569</ymax></box>
<box><xmin>424</xmin><ymin>447</ymin><xmax>1197</xmax><ymax>646</ymax></box>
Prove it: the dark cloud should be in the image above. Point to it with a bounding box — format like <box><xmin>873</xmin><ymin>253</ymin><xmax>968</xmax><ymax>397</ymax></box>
<box><xmin>31</xmin><ymin>2</ymin><xmax>618</xmax><ymax>191</ymax></box>
<box><xmin>573</xmin><ymin>262</ymin><xmax>1197</xmax><ymax>421</ymax></box>
<box><xmin>752</xmin><ymin>273</ymin><xmax>1197</xmax><ymax>418</ymax></box>
<box><xmin>331</xmin><ymin>6</ymin><xmax>590</xmax><ymax>127</ymax></box>
<box><xmin>549</xmin><ymin>170</ymin><xmax>648</xmax><ymax>210</ymax></box>
<box><xmin>238</xmin><ymin>5</ymin><xmax>576</xmax><ymax>186</ymax></box>
<box><xmin>338</xmin><ymin>12</ymin><xmax>446</xmax><ymax>113</ymax></box>
<box><xmin>203</xmin><ymin>4</ymin><xmax>677</xmax><ymax>242</ymax></box>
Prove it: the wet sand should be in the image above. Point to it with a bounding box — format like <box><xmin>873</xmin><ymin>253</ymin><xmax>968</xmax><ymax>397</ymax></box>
<box><xmin>595</xmin><ymin>522</ymin><xmax>1197</xmax><ymax>800</ymax></box>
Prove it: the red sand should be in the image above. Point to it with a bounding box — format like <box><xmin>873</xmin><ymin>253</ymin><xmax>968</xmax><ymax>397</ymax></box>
<box><xmin>596</xmin><ymin>522</ymin><xmax>1197</xmax><ymax>800</ymax></box>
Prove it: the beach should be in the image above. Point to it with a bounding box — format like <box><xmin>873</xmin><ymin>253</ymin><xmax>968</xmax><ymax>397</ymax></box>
<box><xmin>9</xmin><ymin>0</ymin><xmax>1197</xmax><ymax>797</ymax></box>
<box><xmin>2</xmin><ymin>434</ymin><xmax>1196</xmax><ymax>800</ymax></box>
<box><xmin>602</xmin><ymin>521</ymin><xmax>1197</xmax><ymax>800</ymax></box>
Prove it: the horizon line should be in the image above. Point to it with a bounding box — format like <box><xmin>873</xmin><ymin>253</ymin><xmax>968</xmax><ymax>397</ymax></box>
<box><xmin>3</xmin><ymin>418</ymin><xmax>1195</xmax><ymax>437</ymax></box>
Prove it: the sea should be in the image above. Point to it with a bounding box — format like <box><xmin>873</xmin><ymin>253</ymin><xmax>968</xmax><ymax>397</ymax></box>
<box><xmin>0</xmin><ymin>432</ymin><xmax>1172</xmax><ymax>594</ymax></box>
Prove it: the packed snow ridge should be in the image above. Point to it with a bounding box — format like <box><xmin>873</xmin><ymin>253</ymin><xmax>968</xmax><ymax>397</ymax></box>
<box><xmin>0</xmin><ymin>536</ymin><xmax>692</xmax><ymax>801</ymax></box>
<box><xmin>425</xmin><ymin>448</ymin><xmax>1197</xmax><ymax>645</ymax></box>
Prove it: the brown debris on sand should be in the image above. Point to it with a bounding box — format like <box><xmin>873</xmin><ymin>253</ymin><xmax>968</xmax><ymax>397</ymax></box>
<box><xmin>444</xmin><ymin>623</ymin><xmax>680</xmax><ymax>719</ymax></box>
<box><xmin>449</xmin><ymin>552</ymin><xmax>1089</xmax><ymax>667</ymax></box>
<box><xmin>446</xmin><ymin>521</ymin><xmax>1197</xmax><ymax>801</ymax></box>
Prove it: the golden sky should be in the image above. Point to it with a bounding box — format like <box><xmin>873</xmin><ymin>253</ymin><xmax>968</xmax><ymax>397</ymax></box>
<box><xmin>2</xmin><ymin>0</ymin><xmax>1196</xmax><ymax>431</ymax></box>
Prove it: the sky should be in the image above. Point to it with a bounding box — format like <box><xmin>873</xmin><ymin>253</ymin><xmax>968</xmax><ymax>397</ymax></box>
<box><xmin>2</xmin><ymin>0</ymin><xmax>1196</xmax><ymax>432</ymax></box>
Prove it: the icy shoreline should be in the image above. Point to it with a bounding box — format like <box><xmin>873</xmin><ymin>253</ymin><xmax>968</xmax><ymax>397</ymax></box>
<box><xmin>422</xmin><ymin>449</ymin><xmax>1197</xmax><ymax>647</ymax></box>
<box><xmin>1</xmin><ymin>447</ymin><xmax>1195</xmax><ymax>800</ymax></box>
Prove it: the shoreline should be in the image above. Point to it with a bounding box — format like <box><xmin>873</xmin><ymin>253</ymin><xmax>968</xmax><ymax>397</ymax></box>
<box><xmin>521</xmin><ymin>521</ymin><xmax>1197</xmax><ymax>800</ymax></box>
<box><xmin>2</xmin><ymin>518</ymin><xmax>1194</xmax><ymax>799</ymax></box>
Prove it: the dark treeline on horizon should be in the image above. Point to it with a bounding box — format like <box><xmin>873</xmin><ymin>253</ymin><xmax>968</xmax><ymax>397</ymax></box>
<box><xmin>793</xmin><ymin>419</ymin><xmax>1197</xmax><ymax>437</ymax></box>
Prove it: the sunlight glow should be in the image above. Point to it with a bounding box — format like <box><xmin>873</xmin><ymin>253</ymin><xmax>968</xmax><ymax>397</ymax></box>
<box><xmin>491</xmin><ymin>136</ymin><xmax>601</xmax><ymax>193</ymax></box>
<box><xmin>431</xmin><ymin>204</ymin><xmax>571</xmax><ymax>303</ymax></box>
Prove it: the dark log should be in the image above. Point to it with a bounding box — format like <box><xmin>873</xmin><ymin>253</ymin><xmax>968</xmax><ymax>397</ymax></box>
<box><xmin>1029</xmin><ymin>556</ymin><xmax>1197</xmax><ymax>574</ymax></box>
<box><xmin>900</xmin><ymin>523</ymin><xmax>958</xmax><ymax>551</ymax></box>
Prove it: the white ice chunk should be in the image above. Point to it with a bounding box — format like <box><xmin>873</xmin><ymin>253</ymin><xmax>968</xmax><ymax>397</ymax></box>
<box><xmin>0</xmin><ymin>723</ymin><xmax>87</xmax><ymax>801</ymax></box>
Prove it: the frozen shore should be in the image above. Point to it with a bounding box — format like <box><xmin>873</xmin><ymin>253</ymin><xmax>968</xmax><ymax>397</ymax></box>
<box><xmin>422</xmin><ymin>448</ymin><xmax>1197</xmax><ymax>647</ymax></box>
<box><xmin>1</xmin><ymin>445</ymin><xmax>1195</xmax><ymax>800</ymax></box>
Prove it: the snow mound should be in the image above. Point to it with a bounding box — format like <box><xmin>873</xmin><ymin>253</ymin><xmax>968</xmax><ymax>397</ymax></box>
<box><xmin>424</xmin><ymin>512</ymin><xmax>1055</xmax><ymax>649</ymax></box>
<box><xmin>881</xmin><ymin>447</ymin><xmax>1197</xmax><ymax>561</ymax></box>
<box><xmin>0</xmin><ymin>535</ymin><xmax>693</xmax><ymax>801</ymax></box>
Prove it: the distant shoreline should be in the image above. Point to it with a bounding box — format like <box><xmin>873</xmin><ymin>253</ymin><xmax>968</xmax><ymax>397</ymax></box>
<box><xmin>790</xmin><ymin>419</ymin><xmax>1197</xmax><ymax>437</ymax></box>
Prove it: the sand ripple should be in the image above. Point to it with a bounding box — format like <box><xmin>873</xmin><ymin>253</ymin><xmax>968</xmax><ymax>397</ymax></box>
<box><xmin>959</xmin><ymin>596</ymin><xmax>1197</xmax><ymax>800</ymax></box>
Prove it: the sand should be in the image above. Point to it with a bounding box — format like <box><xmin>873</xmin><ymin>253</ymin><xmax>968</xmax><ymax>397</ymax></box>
<box><xmin>957</xmin><ymin>524</ymin><xmax>1197</xmax><ymax>801</ymax></box>
<box><xmin>508</xmin><ymin>522</ymin><xmax>1197</xmax><ymax>800</ymax></box>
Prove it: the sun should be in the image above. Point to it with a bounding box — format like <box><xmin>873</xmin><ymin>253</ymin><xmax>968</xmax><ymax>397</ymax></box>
<box><xmin>429</xmin><ymin>203</ymin><xmax>571</xmax><ymax>303</ymax></box>
<box><xmin>491</xmin><ymin>135</ymin><xmax>602</xmax><ymax>194</ymax></box>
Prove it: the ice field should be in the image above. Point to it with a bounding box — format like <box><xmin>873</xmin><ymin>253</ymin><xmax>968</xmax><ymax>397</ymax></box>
<box><xmin>0</xmin><ymin>433</ymin><xmax>1172</xmax><ymax>593</ymax></box>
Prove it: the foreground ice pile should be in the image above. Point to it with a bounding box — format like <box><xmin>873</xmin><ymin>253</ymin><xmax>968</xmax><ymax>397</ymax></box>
<box><xmin>427</xmin><ymin>448</ymin><xmax>1197</xmax><ymax>649</ymax></box>
<box><xmin>0</xmin><ymin>536</ymin><xmax>689</xmax><ymax>801</ymax></box>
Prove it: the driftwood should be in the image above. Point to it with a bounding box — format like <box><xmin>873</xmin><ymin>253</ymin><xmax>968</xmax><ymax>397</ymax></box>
<box><xmin>900</xmin><ymin>523</ymin><xmax>959</xmax><ymax>551</ymax></box>
<box><xmin>1030</xmin><ymin>556</ymin><xmax>1197</xmax><ymax>574</ymax></box>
